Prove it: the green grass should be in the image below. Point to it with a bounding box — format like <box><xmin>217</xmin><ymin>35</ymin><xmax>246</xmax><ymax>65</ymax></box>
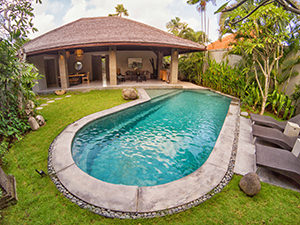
<box><xmin>1</xmin><ymin>89</ymin><xmax>300</xmax><ymax>224</ymax></box>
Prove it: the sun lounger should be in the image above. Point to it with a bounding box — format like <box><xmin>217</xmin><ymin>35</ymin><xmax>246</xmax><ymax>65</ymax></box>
<box><xmin>252</xmin><ymin>124</ymin><xmax>298</xmax><ymax>151</ymax></box>
<box><xmin>255</xmin><ymin>143</ymin><xmax>300</xmax><ymax>185</ymax></box>
<box><xmin>250</xmin><ymin>113</ymin><xmax>300</xmax><ymax>131</ymax></box>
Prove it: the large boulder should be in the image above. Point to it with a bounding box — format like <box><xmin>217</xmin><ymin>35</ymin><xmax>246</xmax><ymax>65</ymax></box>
<box><xmin>36</xmin><ymin>115</ymin><xmax>45</xmax><ymax>126</ymax></box>
<box><xmin>239</xmin><ymin>172</ymin><xmax>261</xmax><ymax>196</ymax></box>
<box><xmin>122</xmin><ymin>88</ymin><xmax>138</xmax><ymax>100</ymax></box>
<box><xmin>28</xmin><ymin>116</ymin><xmax>40</xmax><ymax>131</ymax></box>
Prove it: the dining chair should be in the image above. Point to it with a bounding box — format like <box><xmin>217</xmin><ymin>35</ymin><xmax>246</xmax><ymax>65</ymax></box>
<box><xmin>82</xmin><ymin>72</ymin><xmax>90</xmax><ymax>84</ymax></box>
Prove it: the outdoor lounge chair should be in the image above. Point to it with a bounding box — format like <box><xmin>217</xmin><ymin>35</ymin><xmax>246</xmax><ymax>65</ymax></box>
<box><xmin>250</xmin><ymin>113</ymin><xmax>300</xmax><ymax>131</ymax></box>
<box><xmin>252</xmin><ymin>124</ymin><xmax>298</xmax><ymax>151</ymax></box>
<box><xmin>255</xmin><ymin>143</ymin><xmax>300</xmax><ymax>186</ymax></box>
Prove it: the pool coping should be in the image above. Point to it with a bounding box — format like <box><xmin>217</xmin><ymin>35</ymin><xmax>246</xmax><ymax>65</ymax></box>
<box><xmin>48</xmin><ymin>88</ymin><xmax>240</xmax><ymax>218</ymax></box>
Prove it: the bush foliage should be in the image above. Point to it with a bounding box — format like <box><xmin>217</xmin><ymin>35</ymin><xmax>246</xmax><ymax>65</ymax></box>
<box><xmin>0</xmin><ymin>0</ymin><xmax>41</xmax><ymax>160</ymax></box>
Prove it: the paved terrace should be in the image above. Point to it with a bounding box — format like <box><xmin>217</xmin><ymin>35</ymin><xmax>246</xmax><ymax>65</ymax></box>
<box><xmin>38</xmin><ymin>80</ymin><xmax>199</xmax><ymax>94</ymax></box>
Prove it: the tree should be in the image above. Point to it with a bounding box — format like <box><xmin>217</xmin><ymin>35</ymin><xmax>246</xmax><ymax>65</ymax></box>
<box><xmin>224</xmin><ymin>2</ymin><xmax>295</xmax><ymax>115</ymax></box>
<box><xmin>0</xmin><ymin>0</ymin><xmax>41</xmax><ymax>152</ymax></box>
<box><xmin>166</xmin><ymin>17</ymin><xmax>208</xmax><ymax>44</ymax></box>
<box><xmin>187</xmin><ymin>0</ymin><xmax>216</xmax><ymax>43</ymax></box>
<box><xmin>166</xmin><ymin>17</ymin><xmax>190</xmax><ymax>36</ymax></box>
<box><xmin>216</xmin><ymin>0</ymin><xmax>300</xmax><ymax>24</ymax></box>
<box><xmin>108</xmin><ymin>4</ymin><xmax>129</xmax><ymax>17</ymax></box>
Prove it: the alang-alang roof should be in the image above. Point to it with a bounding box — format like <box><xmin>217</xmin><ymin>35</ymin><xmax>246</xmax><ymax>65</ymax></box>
<box><xmin>24</xmin><ymin>16</ymin><xmax>206</xmax><ymax>56</ymax></box>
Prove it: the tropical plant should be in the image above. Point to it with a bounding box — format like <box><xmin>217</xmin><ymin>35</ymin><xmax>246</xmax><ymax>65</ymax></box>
<box><xmin>187</xmin><ymin>0</ymin><xmax>216</xmax><ymax>43</ymax></box>
<box><xmin>108</xmin><ymin>4</ymin><xmax>129</xmax><ymax>17</ymax></box>
<box><xmin>242</xmin><ymin>82</ymin><xmax>261</xmax><ymax>109</ymax></box>
<box><xmin>215</xmin><ymin>0</ymin><xmax>300</xmax><ymax>24</ymax></box>
<box><xmin>267</xmin><ymin>88</ymin><xmax>295</xmax><ymax>119</ymax></box>
<box><xmin>166</xmin><ymin>17</ymin><xmax>189</xmax><ymax>36</ymax></box>
<box><xmin>222</xmin><ymin>2</ymin><xmax>295</xmax><ymax>115</ymax></box>
<box><xmin>166</xmin><ymin>17</ymin><xmax>208</xmax><ymax>44</ymax></box>
<box><xmin>201</xmin><ymin>59</ymin><xmax>247</xmax><ymax>97</ymax></box>
<box><xmin>179</xmin><ymin>54</ymin><xmax>246</xmax><ymax>98</ymax></box>
<box><xmin>178</xmin><ymin>52</ymin><xmax>206</xmax><ymax>83</ymax></box>
<box><xmin>0</xmin><ymin>0</ymin><xmax>41</xmax><ymax>159</ymax></box>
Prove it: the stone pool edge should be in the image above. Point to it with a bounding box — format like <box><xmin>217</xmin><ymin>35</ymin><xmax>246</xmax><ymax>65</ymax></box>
<box><xmin>48</xmin><ymin>88</ymin><xmax>240</xmax><ymax>219</ymax></box>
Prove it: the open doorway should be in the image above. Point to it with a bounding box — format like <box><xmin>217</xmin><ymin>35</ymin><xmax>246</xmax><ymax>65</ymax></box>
<box><xmin>92</xmin><ymin>55</ymin><xmax>109</xmax><ymax>86</ymax></box>
<box><xmin>92</xmin><ymin>56</ymin><xmax>102</xmax><ymax>81</ymax></box>
<box><xmin>45</xmin><ymin>59</ymin><xmax>57</xmax><ymax>87</ymax></box>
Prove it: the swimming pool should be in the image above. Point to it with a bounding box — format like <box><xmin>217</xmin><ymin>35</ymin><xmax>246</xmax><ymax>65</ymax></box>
<box><xmin>71</xmin><ymin>90</ymin><xmax>231</xmax><ymax>186</ymax></box>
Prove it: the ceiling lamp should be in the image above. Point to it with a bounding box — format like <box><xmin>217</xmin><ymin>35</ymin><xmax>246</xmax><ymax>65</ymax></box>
<box><xmin>66</xmin><ymin>51</ymin><xmax>70</xmax><ymax>59</ymax></box>
<box><xmin>75</xmin><ymin>49</ymin><xmax>84</xmax><ymax>60</ymax></box>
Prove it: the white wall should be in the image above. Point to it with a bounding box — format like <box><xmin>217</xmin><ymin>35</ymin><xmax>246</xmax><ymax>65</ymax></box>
<box><xmin>285</xmin><ymin>52</ymin><xmax>300</xmax><ymax>96</ymax></box>
<box><xmin>116</xmin><ymin>51</ymin><xmax>157</xmax><ymax>75</ymax></box>
<box><xmin>208</xmin><ymin>49</ymin><xmax>242</xmax><ymax>66</ymax></box>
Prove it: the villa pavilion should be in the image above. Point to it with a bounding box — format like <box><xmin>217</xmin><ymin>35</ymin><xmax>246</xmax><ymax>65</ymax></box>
<box><xmin>24</xmin><ymin>16</ymin><xmax>205</xmax><ymax>92</ymax></box>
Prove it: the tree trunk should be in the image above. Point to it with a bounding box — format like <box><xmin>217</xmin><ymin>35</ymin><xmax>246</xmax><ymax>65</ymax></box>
<box><xmin>260</xmin><ymin>67</ymin><xmax>270</xmax><ymax>115</ymax></box>
<box><xmin>260</xmin><ymin>96</ymin><xmax>267</xmax><ymax>115</ymax></box>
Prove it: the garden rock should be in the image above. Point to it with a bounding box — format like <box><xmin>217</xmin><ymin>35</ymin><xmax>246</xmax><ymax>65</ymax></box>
<box><xmin>122</xmin><ymin>88</ymin><xmax>138</xmax><ymax>100</ymax></box>
<box><xmin>26</xmin><ymin>100</ymin><xmax>35</xmax><ymax>110</ymax></box>
<box><xmin>36</xmin><ymin>115</ymin><xmax>45</xmax><ymax>126</ymax></box>
<box><xmin>55</xmin><ymin>90</ymin><xmax>66</xmax><ymax>96</ymax></box>
<box><xmin>25</xmin><ymin>100</ymin><xmax>35</xmax><ymax>116</ymax></box>
<box><xmin>239</xmin><ymin>172</ymin><xmax>261</xmax><ymax>196</ymax></box>
<box><xmin>28</xmin><ymin>116</ymin><xmax>40</xmax><ymax>131</ymax></box>
<box><xmin>241</xmin><ymin>111</ymin><xmax>249</xmax><ymax>117</ymax></box>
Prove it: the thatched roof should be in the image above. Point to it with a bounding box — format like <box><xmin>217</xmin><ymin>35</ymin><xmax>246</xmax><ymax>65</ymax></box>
<box><xmin>24</xmin><ymin>17</ymin><xmax>205</xmax><ymax>56</ymax></box>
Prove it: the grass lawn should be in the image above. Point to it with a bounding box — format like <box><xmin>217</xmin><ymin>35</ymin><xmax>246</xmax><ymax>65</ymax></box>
<box><xmin>1</xmin><ymin>89</ymin><xmax>300</xmax><ymax>224</ymax></box>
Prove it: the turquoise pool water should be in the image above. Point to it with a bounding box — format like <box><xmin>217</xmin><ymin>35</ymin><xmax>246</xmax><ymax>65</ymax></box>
<box><xmin>72</xmin><ymin>90</ymin><xmax>231</xmax><ymax>187</ymax></box>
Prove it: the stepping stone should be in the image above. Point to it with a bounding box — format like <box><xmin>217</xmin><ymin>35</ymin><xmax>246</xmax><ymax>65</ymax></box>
<box><xmin>65</xmin><ymin>95</ymin><xmax>71</xmax><ymax>98</ymax></box>
<box><xmin>47</xmin><ymin>100</ymin><xmax>55</xmax><ymax>103</ymax></box>
<box><xmin>55</xmin><ymin>98</ymin><xmax>62</xmax><ymax>100</ymax></box>
<box><xmin>36</xmin><ymin>107</ymin><xmax>43</xmax><ymax>110</ymax></box>
<box><xmin>41</xmin><ymin>104</ymin><xmax>48</xmax><ymax>106</ymax></box>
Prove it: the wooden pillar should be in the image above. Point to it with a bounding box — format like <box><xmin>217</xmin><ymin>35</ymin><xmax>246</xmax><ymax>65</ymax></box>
<box><xmin>170</xmin><ymin>49</ymin><xmax>178</xmax><ymax>84</ymax></box>
<box><xmin>58</xmin><ymin>51</ymin><xmax>69</xmax><ymax>89</ymax></box>
<box><xmin>157</xmin><ymin>51</ymin><xmax>163</xmax><ymax>80</ymax></box>
<box><xmin>109</xmin><ymin>47</ymin><xmax>117</xmax><ymax>85</ymax></box>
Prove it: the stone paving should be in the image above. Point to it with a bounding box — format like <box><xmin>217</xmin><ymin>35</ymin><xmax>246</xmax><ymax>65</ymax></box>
<box><xmin>234</xmin><ymin>116</ymin><xmax>256</xmax><ymax>175</ymax></box>
<box><xmin>234</xmin><ymin>115</ymin><xmax>300</xmax><ymax>192</ymax></box>
<box><xmin>36</xmin><ymin>94</ymin><xmax>72</xmax><ymax>110</ymax></box>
